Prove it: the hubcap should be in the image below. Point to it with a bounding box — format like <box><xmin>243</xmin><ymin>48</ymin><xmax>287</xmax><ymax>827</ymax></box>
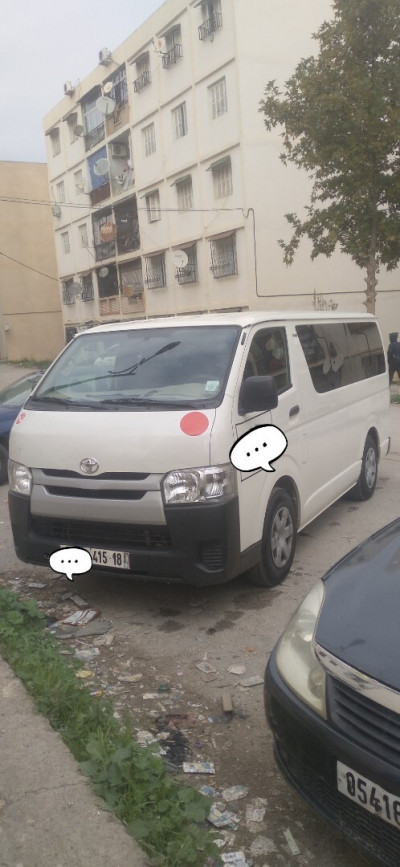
<box><xmin>271</xmin><ymin>506</ymin><xmax>294</xmax><ymax>568</ymax></box>
<box><xmin>365</xmin><ymin>446</ymin><xmax>377</xmax><ymax>489</ymax></box>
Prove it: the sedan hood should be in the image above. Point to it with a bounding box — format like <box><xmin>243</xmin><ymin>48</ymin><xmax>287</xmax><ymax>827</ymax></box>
<box><xmin>315</xmin><ymin>519</ymin><xmax>400</xmax><ymax>691</ymax></box>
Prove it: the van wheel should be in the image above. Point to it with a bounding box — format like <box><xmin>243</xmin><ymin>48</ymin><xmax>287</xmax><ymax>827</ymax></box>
<box><xmin>0</xmin><ymin>444</ymin><xmax>8</xmax><ymax>485</ymax></box>
<box><xmin>349</xmin><ymin>434</ymin><xmax>378</xmax><ymax>501</ymax></box>
<box><xmin>248</xmin><ymin>488</ymin><xmax>297</xmax><ymax>587</ymax></box>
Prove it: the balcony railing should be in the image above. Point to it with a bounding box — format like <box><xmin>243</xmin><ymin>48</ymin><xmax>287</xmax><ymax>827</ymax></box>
<box><xmin>84</xmin><ymin>123</ymin><xmax>105</xmax><ymax>152</ymax></box>
<box><xmin>133</xmin><ymin>70</ymin><xmax>151</xmax><ymax>92</ymax></box>
<box><xmin>94</xmin><ymin>240</ymin><xmax>116</xmax><ymax>261</ymax></box>
<box><xmin>176</xmin><ymin>264</ymin><xmax>198</xmax><ymax>285</ymax></box>
<box><xmin>90</xmin><ymin>182</ymin><xmax>110</xmax><ymax>206</ymax></box>
<box><xmin>110</xmin><ymin>170</ymin><xmax>135</xmax><ymax>196</ymax></box>
<box><xmin>162</xmin><ymin>44</ymin><xmax>183</xmax><ymax>68</ymax></box>
<box><xmin>210</xmin><ymin>257</ymin><xmax>237</xmax><ymax>278</ymax></box>
<box><xmin>198</xmin><ymin>12</ymin><xmax>222</xmax><ymax>40</ymax></box>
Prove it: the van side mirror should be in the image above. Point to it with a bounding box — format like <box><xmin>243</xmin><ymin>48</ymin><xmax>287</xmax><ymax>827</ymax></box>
<box><xmin>238</xmin><ymin>376</ymin><xmax>278</xmax><ymax>415</ymax></box>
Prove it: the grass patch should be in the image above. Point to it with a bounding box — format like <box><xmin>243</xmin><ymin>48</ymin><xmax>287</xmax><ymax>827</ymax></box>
<box><xmin>0</xmin><ymin>587</ymin><xmax>221</xmax><ymax>866</ymax></box>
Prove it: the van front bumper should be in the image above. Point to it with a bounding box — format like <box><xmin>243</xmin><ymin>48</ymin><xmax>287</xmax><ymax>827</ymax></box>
<box><xmin>8</xmin><ymin>491</ymin><xmax>250</xmax><ymax>585</ymax></box>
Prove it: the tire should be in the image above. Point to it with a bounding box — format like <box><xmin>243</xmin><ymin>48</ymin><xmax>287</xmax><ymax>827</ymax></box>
<box><xmin>349</xmin><ymin>434</ymin><xmax>378</xmax><ymax>501</ymax></box>
<box><xmin>0</xmin><ymin>443</ymin><xmax>8</xmax><ymax>485</ymax></box>
<box><xmin>248</xmin><ymin>487</ymin><xmax>297</xmax><ymax>587</ymax></box>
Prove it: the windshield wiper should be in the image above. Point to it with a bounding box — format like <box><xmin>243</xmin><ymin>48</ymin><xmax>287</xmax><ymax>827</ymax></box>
<box><xmin>29</xmin><ymin>395</ymin><xmax>98</xmax><ymax>408</ymax></box>
<box><xmin>99</xmin><ymin>396</ymin><xmax>202</xmax><ymax>408</ymax></box>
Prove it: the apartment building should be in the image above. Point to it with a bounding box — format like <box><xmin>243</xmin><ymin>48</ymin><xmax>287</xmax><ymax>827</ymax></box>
<box><xmin>44</xmin><ymin>0</ymin><xmax>399</xmax><ymax>343</ymax></box>
<box><xmin>0</xmin><ymin>161</ymin><xmax>64</xmax><ymax>361</ymax></box>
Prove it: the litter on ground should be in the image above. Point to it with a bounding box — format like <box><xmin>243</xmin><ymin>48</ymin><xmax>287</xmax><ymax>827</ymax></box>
<box><xmin>283</xmin><ymin>828</ymin><xmax>301</xmax><ymax>855</ymax></box>
<box><xmin>222</xmin><ymin>786</ymin><xmax>249</xmax><ymax>802</ymax></box>
<box><xmin>183</xmin><ymin>761</ymin><xmax>215</xmax><ymax>774</ymax></box>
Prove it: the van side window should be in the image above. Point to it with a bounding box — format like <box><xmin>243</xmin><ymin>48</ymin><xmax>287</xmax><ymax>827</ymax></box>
<box><xmin>244</xmin><ymin>328</ymin><xmax>291</xmax><ymax>394</ymax></box>
<box><xmin>296</xmin><ymin>322</ymin><xmax>385</xmax><ymax>393</ymax></box>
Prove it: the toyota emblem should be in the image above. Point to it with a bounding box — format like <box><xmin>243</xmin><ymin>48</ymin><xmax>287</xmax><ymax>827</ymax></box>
<box><xmin>80</xmin><ymin>457</ymin><xmax>99</xmax><ymax>474</ymax></box>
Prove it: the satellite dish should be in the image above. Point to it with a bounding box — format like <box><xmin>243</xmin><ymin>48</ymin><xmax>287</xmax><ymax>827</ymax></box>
<box><xmin>171</xmin><ymin>249</ymin><xmax>188</xmax><ymax>268</ymax></box>
<box><xmin>99</xmin><ymin>267</ymin><xmax>109</xmax><ymax>278</ymax></box>
<box><xmin>74</xmin><ymin>124</ymin><xmax>84</xmax><ymax>136</ymax></box>
<box><xmin>93</xmin><ymin>158</ymin><xmax>110</xmax><ymax>176</ymax></box>
<box><xmin>103</xmin><ymin>82</ymin><xmax>114</xmax><ymax>95</ymax></box>
<box><xmin>96</xmin><ymin>95</ymin><xmax>116</xmax><ymax>116</ymax></box>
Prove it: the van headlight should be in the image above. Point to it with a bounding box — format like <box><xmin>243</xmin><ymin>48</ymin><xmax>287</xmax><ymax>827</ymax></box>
<box><xmin>162</xmin><ymin>463</ymin><xmax>236</xmax><ymax>505</ymax></box>
<box><xmin>275</xmin><ymin>580</ymin><xmax>327</xmax><ymax>718</ymax></box>
<box><xmin>8</xmin><ymin>461</ymin><xmax>33</xmax><ymax>496</ymax></box>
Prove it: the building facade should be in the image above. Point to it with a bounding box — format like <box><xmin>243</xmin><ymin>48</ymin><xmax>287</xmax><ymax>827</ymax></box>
<box><xmin>44</xmin><ymin>0</ymin><xmax>399</xmax><ymax>345</ymax></box>
<box><xmin>0</xmin><ymin>161</ymin><xmax>64</xmax><ymax>362</ymax></box>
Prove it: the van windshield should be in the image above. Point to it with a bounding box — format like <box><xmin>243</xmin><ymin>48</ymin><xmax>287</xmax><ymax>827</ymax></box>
<box><xmin>29</xmin><ymin>325</ymin><xmax>241</xmax><ymax>409</ymax></box>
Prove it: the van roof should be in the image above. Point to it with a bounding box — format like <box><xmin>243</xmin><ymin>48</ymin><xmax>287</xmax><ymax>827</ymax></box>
<box><xmin>84</xmin><ymin>309</ymin><xmax>376</xmax><ymax>335</ymax></box>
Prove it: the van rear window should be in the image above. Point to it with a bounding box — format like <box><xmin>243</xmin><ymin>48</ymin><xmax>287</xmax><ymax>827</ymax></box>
<box><xmin>296</xmin><ymin>322</ymin><xmax>385</xmax><ymax>393</ymax></box>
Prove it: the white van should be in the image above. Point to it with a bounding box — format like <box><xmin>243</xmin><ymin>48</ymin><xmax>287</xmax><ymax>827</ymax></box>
<box><xmin>8</xmin><ymin>311</ymin><xmax>390</xmax><ymax>587</ymax></box>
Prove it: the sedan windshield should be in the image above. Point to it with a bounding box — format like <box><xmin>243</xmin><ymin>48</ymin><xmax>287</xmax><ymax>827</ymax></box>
<box><xmin>29</xmin><ymin>326</ymin><xmax>240</xmax><ymax>409</ymax></box>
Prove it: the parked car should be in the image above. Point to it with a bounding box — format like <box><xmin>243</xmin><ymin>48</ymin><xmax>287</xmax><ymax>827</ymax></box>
<box><xmin>0</xmin><ymin>371</ymin><xmax>46</xmax><ymax>484</ymax></box>
<box><xmin>265</xmin><ymin>518</ymin><xmax>400</xmax><ymax>867</ymax></box>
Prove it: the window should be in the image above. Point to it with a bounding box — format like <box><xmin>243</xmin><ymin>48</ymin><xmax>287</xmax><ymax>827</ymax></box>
<box><xmin>82</xmin><ymin>90</ymin><xmax>105</xmax><ymax>151</ymax></box>
<box><xmin>175</xmin><ymin>244</ymin><xmax>198</xmax><ymax>285</ymax></box>
<box><xmin>97</xmin><ymin>264</ymin><xmax>118</xmax><ymax>299</ymax></box>
<box><xmin>209</xmin><ymin>77</ymin><xmax>227</xmax><ymax>119</ymax></box>
<box><xmin>74</xmin><ymin>169</ymin><xmax>85</xmax><ymax>194</ymax></box>
<box><xmin>210</xmin><ymin>157</ymin><xmax>232</xmax><ymax>198</ymax></box>
<box><xmin>56</xmin><ymin>181</ymin><xmax>65</xmax><ymax>203</ymax></box>
<box><xmin>81</xmin><ymin>274</ymin><xmax>94</xmax><ymax>302</ymax></box>
<box><xmin>120</xmin><ymin>260</ymin><xmax>144</xmax><ymax>296</ymax></box>
<box><xmin>199</xmin><ymin>1</ymin><xmax>222</xmax><ymax>40</ymax></box>
<box><xmin>79</xmin><ymin>224</ymin><xmax>89</xmax><ymax>248</ymax></box>
<box><xmin>145</xmin><ymin>254</ymin><xmax>166</xmax><ymax>289</ymax></box>
<box><xmin>243</xmin><ymin>328</ymin><xmax>291</xmax><ymax>394</ymax></box>
<box><xmin>50</xmin><ymin>129</ymin><xmax>61</xmax><ymax>156</ymax></box>
<box><xmin>105</xmin><ymin>65</ymin><xmax>128</xmax><ymax>107</ymax></box>
<box><xmin>296</xmin><ymin>321</ymin><xmax>385</xmax><ymax>393</ymax></box>
<box><xmin>172</xmin><ymin>102</ymin><xmax>188</xmax><ymax>138</ymax></box>
<box><xmin>176</xmin><ymin>176</ymin><xmax>193</xmax><ymax>211</ymax></box>
<box><xmin>67</xmin><ymin>114</ymin><xmax>79</xmax><ymax>144</ymax></box>
<box><xmin>162</xmin><ymin>27</ymin><xmax>183</xmax><ymax>68</ymax></box>
<box><xmin>210</xmin><ymin>232</ymin><xmax>237</xmax><ymax>278</ymax></box>
<box><xmin>134</xmin><ymin>53</ymin><xmax>151</xmax><ymax>92</ymax></box>
<box><xmin>61</xmin><ymin>231</ymin><xmax>70</xmax><ymax>254</ymax></box>
<box><xmin>145</xmin><ymin>190</ymin><xmax>161</xmax><ymax>222</ymax></box>
<box><xmin>62</xmin><ymin>279</ymin><xmax>75</xmax><ymax>304</ymax></box>
<box><xmin>143</xmin><ymin>123</ymin><xmax>156</xmax><ymax>156</ymax></box>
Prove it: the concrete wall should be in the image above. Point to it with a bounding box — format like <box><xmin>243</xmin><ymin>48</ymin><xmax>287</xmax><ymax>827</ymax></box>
<box><xmin>0</xmin><ymin>161</ymin><xmax>64</xmax><ymax>362</ymax></box>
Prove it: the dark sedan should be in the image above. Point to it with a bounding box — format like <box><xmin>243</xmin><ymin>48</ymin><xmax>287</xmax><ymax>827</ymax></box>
<box><xmin>0</xmin><ymin>371</ymin><xmax>45</xmax><ymax>483</ymax></box>
<box><xmin>265</xmin><ymin>519</ymin><xmax>400</xmax><ymax>867</ymax></box>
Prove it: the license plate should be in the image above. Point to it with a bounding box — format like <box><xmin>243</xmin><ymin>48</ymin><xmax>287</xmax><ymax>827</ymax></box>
<box><xmin>87</xmin><ymin>548</ymin><xmax>130</xmax><ymax>570</ymax></box>
<box><xmin>337</xmin><ymin>761</ymin><xmax>400</xmax><ymax>830</ymax></box>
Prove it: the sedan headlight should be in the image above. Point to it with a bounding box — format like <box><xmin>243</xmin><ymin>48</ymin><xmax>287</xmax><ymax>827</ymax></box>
<box><xmin>8</xmin><ymin>461</ymin><xmax>32</xmax><ymax>496</ymax></box>
<box><xmin>275</xmin><ymin>580</ymin><xmax>326</xmax><ymax>717</ymax></box>
<box><xmin>162</xmin><ymin>463</ymin><xmax>236</xmax><ymax>505</ymax></box>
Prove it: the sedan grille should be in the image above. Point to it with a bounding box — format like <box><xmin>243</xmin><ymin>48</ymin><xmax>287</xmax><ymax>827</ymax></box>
<box><xmin>328</xmin><ymin>677</ymin><xmax>400</xmax><ymax>769</ymax></box>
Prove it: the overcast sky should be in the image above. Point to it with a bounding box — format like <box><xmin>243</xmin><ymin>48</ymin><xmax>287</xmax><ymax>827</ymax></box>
<box><xmin>1</xmin><ymin>0</ymin><xmax>163</xmax><ymax>163</ymax></box>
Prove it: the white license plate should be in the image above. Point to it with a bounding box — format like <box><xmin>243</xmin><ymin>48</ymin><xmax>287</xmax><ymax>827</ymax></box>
<box><xmin>87</xmin><ymin>547</ymin><xmax>130</xmax><ymax>570</ymax></box>
<box><xmin>337</xmin><ymin>761</ymin><xmax>400</xmax><ymax>830</ymax></box>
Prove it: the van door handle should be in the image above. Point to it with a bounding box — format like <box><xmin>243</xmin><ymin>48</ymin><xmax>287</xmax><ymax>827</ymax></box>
<box><xmin>289</xmin><ymin>405</ymin><xmax>300</xmax><ymax>417</ymax></box>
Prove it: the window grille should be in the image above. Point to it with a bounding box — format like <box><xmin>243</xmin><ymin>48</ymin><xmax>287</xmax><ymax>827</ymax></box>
<box><xmin>145</xmin><ymin>254</ymin><xmax>166</xmax><ymax>289</ymax></box>
<box><xmin>210</xmin><ymin>234</ymin><xmax>237</xmax><ymax>278</ymax></box>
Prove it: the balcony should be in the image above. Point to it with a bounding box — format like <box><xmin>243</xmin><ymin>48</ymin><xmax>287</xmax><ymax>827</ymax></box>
<box><xmin>99</xmin><ymin>295</ymin><xmax>121</xmax><ymax>317</ymax></box>
<box><xmin>90</xmin><ymin>182</ymin><xmax>110</xmax><ymax>206</ymax></box>
<box><xmin>133</xmin><ymin>70</ymin><xmax>151</xmax><ymax>92</ymax></box>
<box><xmin>198</xmin><ymin>12</ymin><xmax>222</xmax><ymax>40</ymax></box>
<box><xmin>84</xmin><ymin>123</ymin><xmax>105</xmax><ymax>152</ymax></box>
<box><xmin>162</xmin><ymin>44</ymin><xmax>183</xmax><ymax>69</ymax></box>
<box><xmin>110</xmin><ymin>170</ymin><xmax>134</xmax><ymax>197</ymax></box>
<box><xmin>117</xmin><ymin>221</ymin><xmax>140</xmax><ymax>255</ymax></box>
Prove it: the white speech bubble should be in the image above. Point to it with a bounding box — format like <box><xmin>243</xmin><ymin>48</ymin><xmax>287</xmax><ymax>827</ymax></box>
<box><xmin>49</xmin><ymin>547</ymin><xmax>93</xmax><ymax>581</ymax></box>
<box><xmin>229</xmin><ymin>424</ymin><xmax>288</xmax><ymax>473</ymax></box>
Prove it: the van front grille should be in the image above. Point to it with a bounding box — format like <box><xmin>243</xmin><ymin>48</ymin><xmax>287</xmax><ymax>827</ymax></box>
<box><xmin>31</xmin><ymin>516</ymin><xmax>171</xmax><ymax>550</ymax></box>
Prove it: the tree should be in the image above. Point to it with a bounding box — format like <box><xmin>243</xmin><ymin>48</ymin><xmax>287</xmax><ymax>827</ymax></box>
<box><xmin>260</xmin><ymin>0</ymin><xmax>400</xmax><ymax>313</ymax></box>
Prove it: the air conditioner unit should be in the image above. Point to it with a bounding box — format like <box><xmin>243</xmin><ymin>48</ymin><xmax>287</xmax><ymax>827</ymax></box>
<box><xmin>64</xmin><ymin>81</ymin><xmax>75</xmax><ymax>96</ymax></box>
<box><xmin>111</xmin><ymin>143</ymin><xmax>129</xmax><ymax>158</ymax></box>
<box><xmin>99</xmin><ymin>47</ymin><xmax>112</xmax><ymax>65</ymax></box>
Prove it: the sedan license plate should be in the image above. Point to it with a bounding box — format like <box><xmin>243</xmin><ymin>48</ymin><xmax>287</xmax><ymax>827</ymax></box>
<box><xmin>337</xmin><ymin>761</ymin><xmax>400</xmax><ymax>830</ymax></box>
<box><xmin>88</xmin><ymin>548</ymin><xmax>130</xmax><ymax>570</ymax></box>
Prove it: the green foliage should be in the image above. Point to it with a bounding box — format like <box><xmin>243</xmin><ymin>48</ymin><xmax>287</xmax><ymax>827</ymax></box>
<box><xmin>0</xmin><ymin>588</ymin><xmax>220</xmax><ymax>866</ymax></box>
<box><xmin>260</xmin><ymin>0</ymin><xmax>400</xmax><ymax>305</ymax></box>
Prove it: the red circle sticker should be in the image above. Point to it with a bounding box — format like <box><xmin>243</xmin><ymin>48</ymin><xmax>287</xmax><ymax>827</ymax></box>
<box><xmin>180</xmin><ymin>412</ymin><xmax>209</xmax><ymax>437</ymax></box>
<box><xmin>15</xmin><ymin>411</ymin><xmax>26</xmax><ymax>425</ymax></box>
